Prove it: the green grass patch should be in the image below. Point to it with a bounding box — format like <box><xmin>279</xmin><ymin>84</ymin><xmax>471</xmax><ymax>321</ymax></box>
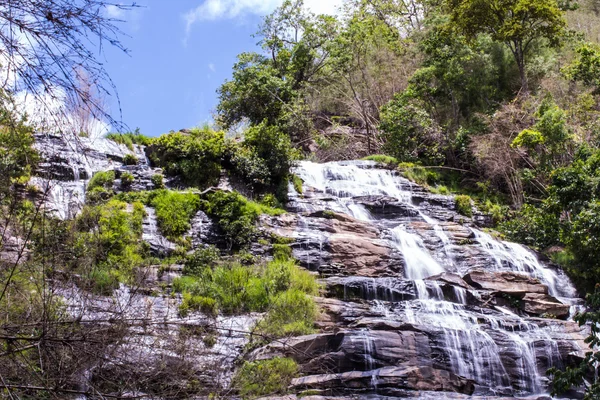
<box><xmin>106</xmin><ymin>130</ymin><xmax>153</xmax><ymax>150</ymax></box>
<box><xmin>362</xmin><ymin>154</ymin><xmax>399</xmax><ymax>166</ymax></box>
<box><xmin>233</xmin><ymin>357</ymin><xmax>298</xmax><ymax>399</ymax></box>
<box><xmin>173</xmin><ymin>246</ymin><xmax>319</xmax><ymax>338</ymax></box>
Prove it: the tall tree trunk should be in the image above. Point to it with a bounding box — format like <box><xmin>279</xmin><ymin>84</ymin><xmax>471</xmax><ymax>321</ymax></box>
<box><xmin>515</xmin><ymin>45</ymin><xmax>529</xmax><ymax>95</ymax></box>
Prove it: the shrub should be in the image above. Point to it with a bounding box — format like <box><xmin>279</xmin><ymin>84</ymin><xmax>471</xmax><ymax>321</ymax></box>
<box><xmin>147</xmin><ymin>127</ymin><xmax>225</xmax><ymax>188</ymax></box>
<box><xmin>183</xmin><ymin>246</ymin><xmax>221</xmax><ymax>276</ymax></box>
<box><xmin>455</xmin><ymin>195</ymin><xmax>473</xmax><ymax>217</ymax></box>
<box><xmin>255</xmin><ymin>289</ymin><xmax>317</xmax><ymax>337</ymax></box>
<box><xmin>150</xmin><ymin>190</ymin><xmax>201</xmax><ymax>241</ymax></box>
<box><xmin>173</xmin><ymin>245</ymin><xmax>319</xmax><ymax>324</ymax></box>
<box><xmin>88</xmin><ymin>170</ymin><xmax>115</xmax><ymax>191</ymax></box>
<box><xmin>120</xmin><ymin>172</ymin><xmax>135</xmax><ymax>188</ymax></box>
<box><xmin>233</xmin><ymin>358</ymin><xmax>298</xmax><ymax>399</ymax></box>
<box><xmin>243</xmin><ymin>122</ymin><xmax>298</xmax><ymax>187</ymax></box>
<box><xmin>151</xmin><ymin>174</ymin><xmax>164</xmax><ymax>189</ymax></box>
<box><xmin>179</xmin><ymin>293</ymin><xmax>218</xmax><ymax>317</ymax></box>
<box><xmin>74</xmin><ymin>200</ymin><xmax>148</xmax><ymax>292</ymax></box>
<box><xmin>202</xmin><ymin>190</ymin><xmax>283</xmax><ymax>250</ymax></box>
<box><xmin>123</xmin><ymin>153</ymin><xmax>138</xmax><ymax>165</ymax></box>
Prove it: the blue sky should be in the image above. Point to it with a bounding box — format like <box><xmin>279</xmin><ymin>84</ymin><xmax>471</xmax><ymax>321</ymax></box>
<box><xmin>103</xmin><ymin>0</ymin><xmax>341</xmax><ymax>137</ymax></box>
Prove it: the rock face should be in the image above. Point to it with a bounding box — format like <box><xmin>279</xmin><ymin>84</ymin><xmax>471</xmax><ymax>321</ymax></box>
<box><xmin>257</xmin><ymin>160</ymin><xmax>587</xmax><ymax>398</ymax></box>
<box><xmin>30</xmin><ymin>137</ymin><xmax>588</xmax><ymax>399</ymax></box>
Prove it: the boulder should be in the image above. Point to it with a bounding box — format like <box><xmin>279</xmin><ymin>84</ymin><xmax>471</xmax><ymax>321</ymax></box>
<box><xmin>463</xmin><ymin>270</ymin><xmax>548</xmax><ymax>296</ymax></box>
<box><xmin>290</xmin><ymin>366</ymin><xmax>475</xmax><ymax>395</ymax></box>
<box><xmin>520</xmin><ymin>293</ymin><xmax>570</xmax><ymax>318</ymax></box>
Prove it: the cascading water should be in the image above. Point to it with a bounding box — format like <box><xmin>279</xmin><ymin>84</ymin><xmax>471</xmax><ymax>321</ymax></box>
<box><xmin>290</xmin><ymin>160</ymin><xmax>585</xmax><ymax>397</ymax></box>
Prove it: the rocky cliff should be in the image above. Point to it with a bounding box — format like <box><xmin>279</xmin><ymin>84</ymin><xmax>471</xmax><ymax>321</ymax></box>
<box><xmin>29</xmin><ymin>134</ymin><xmax>588</xmax><ymax>399</ymax></box>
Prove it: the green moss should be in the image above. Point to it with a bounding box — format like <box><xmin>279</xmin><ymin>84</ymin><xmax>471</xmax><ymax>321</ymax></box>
<box><xmin>455</xmin><ymin>194</ymin><xmax>473</xmax><ymax>217</ymax></box>
<box><xmin>272</xmin><ymin>243</ymin><xmax>292</xmax><ymax>260</ymax></box>
<box><xmin>233</xmin><ymin>357</ymin><xmax>298</xmax><ymax>399</ymax></box>
<box><xmin>321</xmin><ymin>210</ymin><xmax>336</xmax><ymax>219</ymax></box>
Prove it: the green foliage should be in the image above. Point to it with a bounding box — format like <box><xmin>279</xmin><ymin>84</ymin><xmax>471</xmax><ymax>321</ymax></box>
<box><xmin>0</xmin><ymin>107</ymin><xmax>38</xmax><ymax>195</ymax></box>
<box><xmin>455</xmin><ymin>194</ymin><xmax>473</xmax><ymax>217</ymax></box>
<box><xmin>202</xmin><ymin>190</ymin><xmax>283</xmax><ymax>250</ymax></box>
<box><xmin>148</xmin><ymin>127</ymin><xmax>225</xmax><ymax>189</ymax></box>
<box><xmin>73</xmin><ymin>200</ymin><xmax>148</xmax><ymax>293</ymax></box>
<box><xmin>233</xmin><ymin>357</ymin><xmax>298</xmax><ymax>399</ymax></box>
<box><xmin>290</xmin><ymin>174</ymin><xmax>303</xmax><ymax>194</ymax></box>
<box><xmin>500</xmin><ymin>204</ymin><xmax>561</xmax><ymax>249</ymax></box>
<box><xmin>380</xmin><ymin>95</ymin><xmax>443</xmax><ymax>164</ymax></box>
<box><xmin>564</xmin><ymin>43</ymin><xmax>600</xmax><ymax>94</ymax></box>
<box><xmin>445</xmin><ymin>0</ymin><xmax>567</xmax><ymax>91</ymax></box>
<box><xmin>226</xmin><ymin>122</ymin><xmax>298</xmax><ymax>191</ymax></box>
<box><xmin>87</xmin><ymin>170</ymin><xmax>115</xmax><ymax>191</ymax></box>
<box><xmin>183</xmin><ymin>246</ymin><xmax>221</xmax><ymax>276</ymax></box>
<box><xmin>123</xmin><ymin>153</ymin><xmax>138</xmax><ymax>166</ymax></box>
<box><xmin>151</xmin><ymin>174</ymin><xmax>164</xmax><ymax>189</ymax></box>
<box><xmin>106</xmin><ymin>129</ymin><xmax>153</xmax><ymax>149</ymax></box>
<box><xmin>150</xmin><ymin>190</ymin><xmax>201</xmax><ymax>241</ymax></box>
<box><xmin>549</xmin><ymin>289</ymin><xmax>600</xmax><ymax>398</ymax></box>
<box><xmin>362</xmin><ymin>154</ymin><xmax>399</xmax><ymax>166</ymax></box>
<box><xmin>398</xmin><ymin>163</ymin><xmax>442</xmax><ymax>186</ymax></box>
<box><xmin>173</xmin><ymin>245</ymin><xmax>319</xmax><ymax>337</ymax></box>
<box><xmin>120</xmin><ymin>172</ymin><xmax>135</xmax><ymax>188</ymax></box>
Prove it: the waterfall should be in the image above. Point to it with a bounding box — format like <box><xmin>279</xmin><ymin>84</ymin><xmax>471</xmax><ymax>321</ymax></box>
<box><xmin>291</xmin><ymin>160</ymin><xmax>584</xmax><ymax>397</ymax></box>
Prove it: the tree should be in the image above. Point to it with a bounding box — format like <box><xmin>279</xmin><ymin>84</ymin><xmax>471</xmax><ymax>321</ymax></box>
<box><xmin>445</xmin><ymin>0</ymin><xmax>567</xmax><ymax>94</ymax></box>
<box><xmin>0</xmin><ymin>0</ymin><xmax>137</xmax><ymax>127</ymax></box>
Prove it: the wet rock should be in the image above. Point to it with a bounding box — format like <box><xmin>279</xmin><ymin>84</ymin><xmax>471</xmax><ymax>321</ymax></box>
<box><xmin>290</xmin><ymin>366</ymin><xmax>475</xmax><ymax>395</ymax></box>
<box><xmin>519</xmin><ymin>293</ymin><xmax>570</xmax><ymax>318</ymax></box>
<box><xmin>463</xmin><ymin>270</ymin><xmax>549</xmax><ymax>296</ymax></box>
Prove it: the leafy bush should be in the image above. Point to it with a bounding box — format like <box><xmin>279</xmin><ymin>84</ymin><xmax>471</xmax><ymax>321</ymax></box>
<box><xmin>73</xmin><ymin>200</ymin><xmax>148</xmax><ymax>293</ymax></box>
<box><xmin>151</xmin><ymin>174</ymin><xmax>164</xmax><ymax>189</ymax></box>
<box><xmin>120</xmin><ymin>172</ymin><xmax>135</xmax><ymax>188</ymax></box>
<box><xmin>88</xmin><ymin>170</ymin><xmax>115</xmax><ymax>191</ymax></box>
<box><xmin>380</xmin><ymin>94</ymin><xmax>444</xmax><ymax>164</ymax></box>
<box><xmin>123</xmin><ymin>153</ymin><xmax>138</xmax><ymax>166</ymax></box>
<box><xmin>183</xmin><ymin>246</ymin><xmax>221</xmax><ymax>276</ymax></box>
<box><xmin>233</xmin><ymin>357</ymin><xmax>298</xmax><ymax>399</ymax></box>
<box><xmin>255</xmin><ymin>288</ymin><xmax>317</xmax><ymax>337</ymax></box>
<box><xmin>147</xmin><ymin>127</ymin><xmax>225</xmax><ymax>188</ymax></box>
<box><xmin>179</xmin><ymin>293</ymin><xmax>218</xmax><ymax>317</ymax></box>
<box><xmin>150</xmin><ymin>190</ymin><xmax>201</xmax><ymax>241</ymax></box>
<box><xmin>455</xmin><ymin>195</ymin><xmax>473</xmax><ymax>217</ymax></box>
<box><xmin>0</xmin><ymin>112</ymin><xmax>38</xmax><ymax>194</ymax></box>
<box><xmin>397</xmin><ymin>163</ymin><xmax>441</xmax><ymax>186</ymax></box>
<box><xmin>202</xmin><ymin>190</ymin><xmax>283</xmax><ymax>250</ymax></box>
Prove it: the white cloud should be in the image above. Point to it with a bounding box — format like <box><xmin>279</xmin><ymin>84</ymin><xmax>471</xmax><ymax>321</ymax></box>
<box><xmin>208</xmin><ymin>63</ymin><xmax>216</xmax><ymax>72</ymax></box>
<box><xmin>183</xmin><ymin>0</ymin><xmax>342</xmax><ymax>37</ymax></box>
<box><xmin>106</xmin><ymin>5</ymin><xmax>126</xmax><ymax>19</ymax></box>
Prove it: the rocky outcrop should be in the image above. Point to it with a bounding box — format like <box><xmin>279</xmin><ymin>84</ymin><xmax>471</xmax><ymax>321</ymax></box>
<box><xmin>463</xmin><ymin>270</ymin><xmax>549</xmax><ymax>295</ymax></box>
<box><xmin>290</xmin><ymin>366</ymin><xmax>475</xmax><ymax>396</ymax></box>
